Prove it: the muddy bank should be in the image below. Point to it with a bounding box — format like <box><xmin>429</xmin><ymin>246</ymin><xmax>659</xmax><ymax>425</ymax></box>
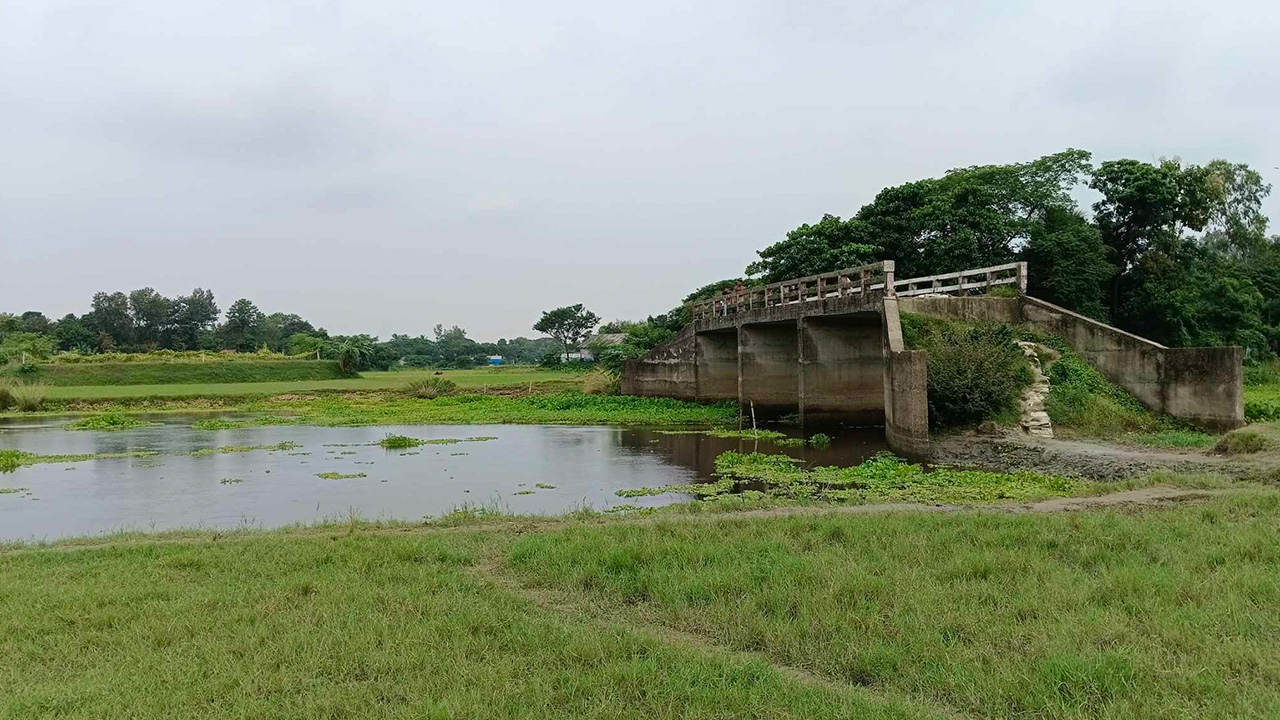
<box><xmin>931</xmin><ymin>432</ymin><xmax>1241</xmax><ymax>480</ymax></box>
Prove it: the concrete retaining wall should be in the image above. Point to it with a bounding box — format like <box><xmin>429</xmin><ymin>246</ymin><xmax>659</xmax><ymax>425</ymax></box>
<box><xmin>1019</xmin><ymin>297</ymin><xmax>1243</xmax><ymax>429</ymax></box>
<box><xmin>619</xmin><ymin>326</ymin><xmax>697</xmax><ymax>400</ymax></box>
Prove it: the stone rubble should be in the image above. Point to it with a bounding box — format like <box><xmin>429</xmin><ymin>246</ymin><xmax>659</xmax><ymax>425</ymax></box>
<box><xmin>1016</xmin><ymin>340</ymin><xmax>1054</xmax><ymax>438</ymax></box>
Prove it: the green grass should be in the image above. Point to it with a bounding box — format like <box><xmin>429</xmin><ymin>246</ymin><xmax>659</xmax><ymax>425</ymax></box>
<box><xmin>34</xmin><ymin>367</ymin><xmax>583</xmax><ymax>401</ymax></box>
<box><xmin>6</xmin><ymin>360</ymin><xmax>351</xmax><ymax>386</ymax></box>
<box><xmin>1126</xmin><ymin>430</ymin><xmax>1217</xmax><ymax>449</ymax></box>
<box><xmin>0</xmin><ymin>533</ymin><xmax>914</xmax><ymax>720</ymax></box>
<box><xmin>3</xmin><ymin>489</ymin><xmax>1279</xmax><ymax>718</ymax></box>
<box><xmin>506</xmin><ymin>491</ymin><xmax>1280</xmax><ymax>719</ymax></box>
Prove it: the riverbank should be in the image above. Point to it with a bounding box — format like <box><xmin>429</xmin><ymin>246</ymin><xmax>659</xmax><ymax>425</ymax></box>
<box><xmin>3</xmin><ymin>483</ymin><xmax>1277</xmax><ymax>719</ymax></box>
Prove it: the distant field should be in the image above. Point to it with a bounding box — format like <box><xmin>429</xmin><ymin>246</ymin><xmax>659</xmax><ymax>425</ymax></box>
<box><xmin>5</xmin><ymin>360</ymin><xmax>349</xmax><ymax>386</ymax></box>
<box><xmin>39</xmin><ymin>367</ymin><xmax>585</xmax><ymax>400</ymax></box>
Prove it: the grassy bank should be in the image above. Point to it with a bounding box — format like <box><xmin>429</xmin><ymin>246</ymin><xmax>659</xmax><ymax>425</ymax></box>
<box><xmin>33</xmin><ymin>367</ymin><xmax>585</xmax><ymax>401</ymax></box>
<box><xmin>3</xmin><ymin>487</ymin><xmax>1277</xmax><ymax>719</ymax></box>
<box><xmin>5</xmin><ymin>359</ymin><xmax>350</xmax><ymax>386</ymax></box>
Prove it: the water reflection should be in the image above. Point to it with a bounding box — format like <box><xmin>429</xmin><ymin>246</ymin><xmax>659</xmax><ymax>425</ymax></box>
<box><xmin>0</xmin><ymin>417</ymin><xmax>889</xmax><ymax>540</ymax></box>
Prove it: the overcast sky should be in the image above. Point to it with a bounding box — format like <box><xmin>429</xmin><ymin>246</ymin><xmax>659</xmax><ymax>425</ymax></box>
<box><xmin>3</xmin><ymin>0</ymin><xmax>1278</xmax><ymax>340</ymax></box>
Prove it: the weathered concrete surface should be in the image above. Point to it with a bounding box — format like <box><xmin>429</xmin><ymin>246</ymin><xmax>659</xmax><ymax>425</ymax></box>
<box><xmin>899</xmin><ymin>296</ymin><xmax>1020</xmax><ymax>324</ymax></box>
<box><xmin>739</xmin><ymin>321</ymin><xmax>800</xmax><ymax>418</ymax></box>
<box><xmin>1019</xmin><ymin>297</ymin><xmax>1244</xmax><ymax>430</ymax></box>
<box><xmin>881</xmin><ymin>298</ymin><xmax>930</xmax><ymax>455</ymax></box>
<box><xmin>800</xmin><ymin>314</ymin><xmax>885</xmax><ymax>423</ymax></box>
<box><xmin>884</xmin><ymin>349</ymin><xmax>930</xmax><ymax>456</ymax></box>
<box><xmin>620</xmin><ymin>326</ymin><xmax>696</xmax><ymax>400</ymax></box>
<box><xmin>695</xmin><ymin>330</ymin><xmax>738</xmax><ymax>402</ymax></box>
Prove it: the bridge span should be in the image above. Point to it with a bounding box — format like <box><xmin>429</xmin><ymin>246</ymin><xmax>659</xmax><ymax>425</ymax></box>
<box><xmin>621</xmin><ymin>262</ymin><xmax>1243</xmax><ymax>455</ymax></box>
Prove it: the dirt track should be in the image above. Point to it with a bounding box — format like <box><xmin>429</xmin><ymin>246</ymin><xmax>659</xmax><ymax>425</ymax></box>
<box><xmin>931</xmin><ymin>432</ymin><xmax>1244</xmax><ymax>480</ymax></box>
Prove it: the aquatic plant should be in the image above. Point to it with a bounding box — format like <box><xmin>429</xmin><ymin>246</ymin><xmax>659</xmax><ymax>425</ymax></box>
<box><xmin>65</xmin><ymin>413</ymin><xmax>155</xmax><ymax>431</ymax></box>
<box><xmin>7</xmin><ymin>381</ymin><xmax>46</xmax><ymax>412</ymax></box>
<box><xmin>316</xmin><ymin>471</ymin><xmax>367</xmax><ymax>480</ymax></box>
<box><xmin>808</xmin><ymin>433</ymin><xmax>832</xmax><ymax>448</ymax></box>
<box><xmin>377</xmin><ymin>434</ymin><xmax>423</xmax><ymax>449</ymax></box>
<box><xmin>189</xmin><ymin>442</ymin><xmax>302</xmax><ymax>457</ymax></box>
<box><xmin>618</xmin><ymin>451</ymin><xmax>1078</xmax><ymax>505</ymax></box>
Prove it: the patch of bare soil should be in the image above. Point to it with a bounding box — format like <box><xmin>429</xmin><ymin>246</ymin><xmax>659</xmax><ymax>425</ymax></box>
<box><xmin>931</xmin><ymin>432</ymin><xmax>1240</xmax><ymax>480</ymax></box>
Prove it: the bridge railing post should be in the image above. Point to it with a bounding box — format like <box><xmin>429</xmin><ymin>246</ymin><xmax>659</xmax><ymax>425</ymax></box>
<box><xmin>883</xmin><ymin>261</ymin><xmax>896</xmax><ymax>298</ymax></box>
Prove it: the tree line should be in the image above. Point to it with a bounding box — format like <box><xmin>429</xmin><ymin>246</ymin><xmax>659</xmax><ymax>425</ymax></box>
<box><xmin>0</xmin><ymin>290</ymin><xmax>560</xmax><ymax>370</ymax></box>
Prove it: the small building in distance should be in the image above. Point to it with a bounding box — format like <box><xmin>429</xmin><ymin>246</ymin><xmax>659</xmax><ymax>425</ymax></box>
<box><xmin>486</xmin><ymin>355</ymin><xmax>504</xmax><ymax>366</ymax></box>
<box><xmin>562</xmin><ymin>333</ymin><xmax>626</xmax><ymax>362</ymax></box>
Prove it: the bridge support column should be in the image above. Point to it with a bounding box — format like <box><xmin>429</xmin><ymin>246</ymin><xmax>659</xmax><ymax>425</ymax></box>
<box><xmin>695</xmin><ymin>330</ymin><xmax>739</xmax><ymax>402</ymax></box>
<box><xmin>800</xmin><ymin>313</ymin><xmax>885</xmax><ymax>424</ymax></box>
<box><xmin>739</xmin><ymin>321</ymin><xmax>800</xmax><ymax>419</ymax></box>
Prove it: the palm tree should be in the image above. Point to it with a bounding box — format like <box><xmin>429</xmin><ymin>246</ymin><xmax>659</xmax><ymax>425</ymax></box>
<box><xmin>335</xmin><ymin>337</ymin><xmax>373</xmax><ymax>374</ymax></box>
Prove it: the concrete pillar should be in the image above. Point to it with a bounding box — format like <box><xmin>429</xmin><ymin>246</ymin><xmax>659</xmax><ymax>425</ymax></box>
<box><xmin>694</xmin><ymin>330</ymin><xmax>739</xmax><ymax>402</ymax></box>
<box><xmin>739</xmin><ymin>321</ymin><xmax>800</xmax><ymax>418</ymax></box>
<box><xmin>800</xmin><ymin>313</ymin><xmax>885</xmax><ymax>424</ymax></box>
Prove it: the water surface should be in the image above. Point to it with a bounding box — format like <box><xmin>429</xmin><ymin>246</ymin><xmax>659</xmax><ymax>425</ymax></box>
<box><xmin>0</xmin><ymin>417</ymin><xmax>888</xmax><ymax>540</ymax></box>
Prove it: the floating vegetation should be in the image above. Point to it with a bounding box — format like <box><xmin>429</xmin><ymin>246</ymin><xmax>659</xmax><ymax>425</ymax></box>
<box><xmin>513</xmin><ymin>490</ymin><xmax>535</xmax><ymax>496</ymax></box>
<box><xmin>1</xmin><ymin>448</ymin><xmax>162</xmax><ymax>473</ymax></box>
<box><xmin>218</xmin><ymin>477</ymin><xmax>244</xmax><ymax>485</ymax></box>
<box><xmin>656</xmin><ymin>427</ymin><xmax>824</xmax><ymax>447</ymax></box>
<box><xmin>809</xmin><ymin>433</ymin><xmax>832</xmax><ymax>448</ymax></box>
<box><xmin>617</xmin><ymin>451</ymin><xmax>1079</xmax><ymax>505</ymax></box>
<box><xmin>191</xmin><ymin>416</ymin><xmax>297</xmax><ymax>431</ymax></box>
<box><xmin>376</xmin><ymin>435</ymin><xmax>498</xmax><ymax>449</ymax></box>
<box><xmin>0</xmin><ymin>486</ymin><xmax>28</xmax><ymax>495</ymax></box>
<box><xmin>189</xmin><ymin>442</ymin><xmax>302</xmax><ymax>458</ymax></box>
<box><xmin>399</xmin><ymin>452</ymin><xmax>420</xmax><ymax>456</ymax></box>
<box><xmin>450</xmin><ymin>452</ymin><xmax>468</xmax><ymax>456</ymax></box>
<box><xmin>287</xmin><ymin>452</ymin><xmax>311</xmax><ymax>456</ymax></box>
<box><xmin>65</xmin><ymin>413</ymin><xmax>157</xmax><ymax>431</ymax></box>
<box><xmin>377</xmin><ymin>434</ymin><xmax>421</xmax><ymax>449</ymax></box>
<box><xmin>535</xmin><ymin>483</ymin><xmax>556</xmax><ymax>489</ymax></box>
<box><xmin>316</xmin><ymin>471</ymin><xmax>367</xmax><ymax>480</ymax></box>
<box><xmin>340</xmin><ymin>451</ymin><xmax>357</xmax><ymax>455</ymax></box>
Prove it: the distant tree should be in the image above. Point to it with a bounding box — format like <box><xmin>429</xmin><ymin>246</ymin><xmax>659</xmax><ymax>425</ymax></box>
<box><xmin>335</xmin><ymin>336</ymin><xmax>374</xmax><ymax>373</ymax></box>
<box><xmin>52</xmin><ymin>314</ymin><xmax>96</xmax><ymax>353</ymax></box>
<box><xmin>221</xmin><ymin>298</ymin><xmax>265</xmax><ymax>352</ymax></box>
<box><xmin>0</xmin><ymin>332</ymin><xmax>56</xmax><ymax>362</ymax></box>
<box><xmin>533</xmin><ymin>304</ymin><xmax>600</xmax><ymax>362</ymax></box>
<box><xmin>287</xmin><ymin>333</ymin><xmax>329</xmax><ymax>358</ymax></box>
<box><xmin>170</xmin><ymin>288</ymin><xmax>219</xmax><ymax>350</ymax></box>
<box><xmin>746</xmin><ymin>215</ymin><xmax>877</xmax><ymax>282</ymax></box>
<box><xmin>19</xmin><ymin>311</ymin><xmax>51</xmax><ymax>335</ymax></box>
<box><xmin>128</xmin><ymin>288</ymin><xmax>171</xmax><ymax>349</ymax></box>
<box><xmin>87</xmin><ymin>291</ymin><xmax>134</xmax><ymax>349</ymax></box>
<box><xmin>1023</xmin><ymin>207</ymin><xmax>1114</xmax><ymax>319</ymax></box>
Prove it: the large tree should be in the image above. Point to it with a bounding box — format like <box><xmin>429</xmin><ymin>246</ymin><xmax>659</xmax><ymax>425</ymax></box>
<box><xmin>128</xmin><ymin>288</ymin><xmax>171</xmax><ymax>348</ymax></box>
<box><xmin>222</xmin><ymin>298</ymin><xmax>265</xmax><ymax>352</ymax></box>
<box><xmin>170</xmin><ymin>288</ymin><xmax>219</xmax><ymax>350</ymax></box>
<box><xmin>533</xmin><ymin>304</ymin><xmax>600</xmax><ymax>362</ymax></box>
<box><xmin>87</xmin><ymin>291</ymin><xmax>133</xmax><ymax>350</ymax></box>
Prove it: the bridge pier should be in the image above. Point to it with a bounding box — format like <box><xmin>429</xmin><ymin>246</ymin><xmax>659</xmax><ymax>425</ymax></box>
<box><xmin>800</xmin><ymin>314</ymin><xmax>885</xmax><ymax>424</ymax></box>
<box><xmin>695</xmin><ymin>330</ymin><xmax>738</xmax><ymax>402</ymax></box>
<box><xmin>739</xmin><ymin>321</ymin><xmax>800</xmax><ymax>419</ymax></box>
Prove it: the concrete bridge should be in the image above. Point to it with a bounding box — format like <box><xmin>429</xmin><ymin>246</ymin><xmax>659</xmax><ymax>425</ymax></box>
<box><xmin>621</xmin><ymin>261</ymin><xmax>1244</xmax><ymax>455</ymax></box>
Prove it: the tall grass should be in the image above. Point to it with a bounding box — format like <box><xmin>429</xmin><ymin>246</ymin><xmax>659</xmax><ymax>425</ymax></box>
<box><xmin>1</xmin><ymin>381</ymin><xmax>46</xmax><ymax>412</ymax></box>
<box><xmin>581</xmin><ymin>368</ymin><xmax>620</xmax><ymax>395</ymax></box>
<box><xmin>403</xmin><ymin>376</ymin><xmax>458</xmax><ymax>399</ymax></box>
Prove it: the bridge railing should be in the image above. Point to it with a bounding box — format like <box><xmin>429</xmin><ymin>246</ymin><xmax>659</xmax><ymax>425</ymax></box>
<box><xmin>892</xmin><ymin>262</ymin><xmax>1026</xmax><ymax>298</ymax></box>
<box><xmin>688</xmin><ymin>261</ymin><xmax>896</xmax><ymax>323</ymax></box>
<box><xmin>688</xmin><ymin>261</ymin><xmax>1027</xmax><ymax>322</ymax></box>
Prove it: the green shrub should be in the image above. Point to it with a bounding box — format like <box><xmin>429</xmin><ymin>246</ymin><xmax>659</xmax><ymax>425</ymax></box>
<box><xmin>1</xmin><ymin>360</ymin><xmax>348</xmax><ymax>386</ymax></box>
<box><xmin>902</xmin><ymin>315</ymin><xmax>1031</xmax><ymax>429</ymax></box>
<box><xmin>65</xmin><ymin>413</ymin><xmax>154</xmax><ymax>431</ymax></box>
<box><xmin>377</xmin><ymin>434</ymin><xmax>423</xmax><ymax>449</ymax></box>
<box><xmin>0</xmin><ymin>379</ymin><xmax>13</xmax><ymax>412</ymax></box>
<box><xmin>404</xmin><ymin>377</ymin><xmax>458</xmax><ymax>399</ymax></box>
<box><xmin>808</xmin><ymin>432</ymin><xmax>832</xmax><ymax>448</ymax></box>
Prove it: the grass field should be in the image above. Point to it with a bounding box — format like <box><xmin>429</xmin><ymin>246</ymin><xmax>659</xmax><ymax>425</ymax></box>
<box><xmin>4</xmin><ymin>359</ymin><xmax>351</xmax><ymax>386</ymax></box>
<box><xmin>3</xmin><ymin>488</ymin><xmax>1278</xmax><ymax>719</ymax></box>
<box><xmin>37</xmin><ymin>367</ymin><xmax>585</xmax><ymax>400</ymax></box>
